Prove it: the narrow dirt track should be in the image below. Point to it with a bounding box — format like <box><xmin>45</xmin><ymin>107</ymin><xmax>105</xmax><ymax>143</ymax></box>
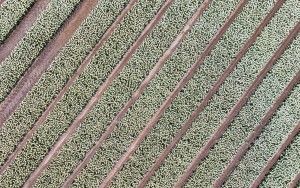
<box><xmin>99</xmin><ymin>0</ymin><xmax>247</xmax><ymax>187</ymax></box>
<box><xmin>289</xmin><ymin>171</ymin><xmax>300</xmax><ymax>188</ymax></box>
<box><xmin>0</xmin><ymin>0</ymin><xmax>98</xmax><ymax>128</ymax></box>
<box><xmin>173</xmin><ymin>21</ymin><xmax>300</xmax><ymax>188</ymax></box>
<box><xmin>250</xmin><ymin>119</ymin><xmax>300</xmax><ymax>188</ymax></box>
<box><xmin>22</xmin><ymin>0</ymin><xmax>173</xmax><ymax>187</ymax></box>
<box><xmin>0</xmin><ymin>0</ymin><xmax>138</xmax><ymax>177</ymax></box>
<box><xmin>138</xmin><ymin>1</ymin><xmax>284</xmax><ymax>186</ymax></box>
<box><xmin>0</xmin><ymin>0</ymin><xmax>5</xmax><ymax>6</ymax></box>
<box><xmin>214</xmin><ymin>71</ymin><xmax>300</xmax><ymax>188</ymax></box>
<box><xmin>0</xmin><ymin>0</ymin><xmax>50</xmax><ymax>63</ymax></box>
<box><xmin>58</xmin><ymin>1</ymin><xmax>179</xmax><ymax>187</ymax></box>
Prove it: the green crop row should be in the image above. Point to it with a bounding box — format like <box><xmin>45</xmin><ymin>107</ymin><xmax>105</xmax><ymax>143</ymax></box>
<box><xmin>188</xmin><ymin>2</ymin><xmax>300</xmax><ymax>187</ymax></box>
<box><xmin>224</xmin><ymin>68</ymin><xmax>300</xmax><ymax>188</ymax></box>
<box><xmin>111</xmin><ymin>1</ymin><xmax>278</xmax><ymax>187</ymax></box>
<box><xmin>34</xmin><ymin>0</ymin><xmax>205</xmax><ymax>187</ymax></box>
<box><xmin>194</xmin><ymin>39</ymin><xmax>300</xmax><ymax>188</ymax></box>
<box><xmin>0</xmin><ymin>0</ymin><xmax>81</xmax><ymax>102</ymax></box>
<box><xmin>0</xmin><ymin>0</ymin><xmax>35</xmax><ymax>42</ymax></box>
<box><xmin>0</xmin><ymin>0</ymin><xmax>129</xmax><ymax>164</ymax></box>
<box><xmin>69</xmin><ymin>0</ymin><xmax>240</xmax><ymax>187</ymax></box>
<box><xmin>146</xmin><ymin>1</ymin><xmax>299</xmax><ymax>187</ymax></box>
<box><xmin>261</xmin><ymin>115</ymin><xmax>300</xmax><ymax>188</ymax></box>
<box><xmin>0</xmin><ymin>0</ymin><xmax>164</xmax><ymax>187</ymax></box>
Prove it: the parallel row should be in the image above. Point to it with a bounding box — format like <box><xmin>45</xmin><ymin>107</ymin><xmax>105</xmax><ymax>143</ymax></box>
<box><xmin>0</xmin><ymin>0</ymin><xmax>81</xmax><ymax>103</ymax></box>
<box><xmin>0</xmin><ymin>0</ymin><xmax>50</xmax><ymax>63</ymax></box>
<box><xmin>0</xmin><ymin>0</ymin><xmax>299</xmax><ymax>187</ymax></box>
<box><xmin>0</xmin><ymin>0</ymin><xmax>35</xmax><ymax>42</ymax></box>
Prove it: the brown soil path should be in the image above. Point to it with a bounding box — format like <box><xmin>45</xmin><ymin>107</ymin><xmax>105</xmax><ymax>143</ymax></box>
<box><xmin>173</xmin><ymin>21</ymin><xmax>300</xmax><ymax>188</ymax></box>
<box><xmin>22</xmin><ymin>0</ymin><xmax>172</xmax><ymax>187</ymax></box>
<box><xmin>0</xmin><ymin>0</ymin><xmax>50</xmax><ymax>63</ymax></box>
<box><xmin>0</xmin><ymin>0</ymin><xmax>5</xmax><ymax>6</ymax></box>
<box><xmin>250</xmin><ymin>120</ymin><xmax>300</xmax><ymax>188</ymax></box>
<box><xmin>289</xmin><ymin>171</ymin><xmax>300</xmax><ymax>188</ymax></box>
<box><xmin>62</xmin><ymin>0</ymin><xmax>211</xmax><ymax>187</ymax></box>
<box><xmin>0</xmin><ymin>0</ymin><xmax>98</xmax><ymax>128</ymax></box>
<box><xmin>138</xmin><ymin>1</ymin><xmax>284</xmax><ymax>186</ymax></box>
<box><xmin>0</xmin><ymin>0</ymin><xmax>138</xmax><ymax>177</ymax></box>
<box><xmin>99</xmin><ymin>0</ymin><xmax>247</xmax><ymax>187</ymax></box>
<box><xmin>214</xmin><ymin>71</ymin><xmax>300</xmax><ymax>188</ymax></box>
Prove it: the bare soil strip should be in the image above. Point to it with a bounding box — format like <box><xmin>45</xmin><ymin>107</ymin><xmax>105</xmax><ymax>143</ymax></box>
<box><xmin>214</xmin><ymin>72</ymin><xmax>300</xmax><ymax>188</ymax></box>
<box><xmin>173</xmin><ymin>21</ymin><xmax>300</xmax><ymax>188</ymax></box>
<box><xmin>0</xmin><ymin>0</ymin><xmax>50</xmax><ymax>63</ymax></box>
<box><xmin>0</xmin><ymin>0</ymin><xmax>138</xmax><ymax>177</ymax></box>
<box><xmin>138</xmin><ymin>1</ymin><xmax>284</xmax><ymax>186</ymax></box>
<box><xmin>21</xmin><ymin>1</ymin><xmax>173</xmax><ymax>187</ymax></box>
<box><xmin>99</xmin><ymin>1</ymin><xmax>247</xmax><ymax>187</ymax></box>
<box><xmin>0</xmin><ymin>0</ymin><xmax>5</xmax><ymax>6</ymax></box>
<box><xmin>289</xmin><ymin>171</ymin><xmax>300</xmax><ymax>188</ymax></box>
<box><xmin>250</xmin><ymin>119</ymin><xmax>300</xmax><ymax>188</ymax></box>
<box><xmin>64</xmin><ymin>0</ymin><xmax>211</xmax><ymax>185</ymax></box>
<box><xmin>0</xmin><ymin>0</ymin><xmax>98</xmax><ymax>128</ymax></box>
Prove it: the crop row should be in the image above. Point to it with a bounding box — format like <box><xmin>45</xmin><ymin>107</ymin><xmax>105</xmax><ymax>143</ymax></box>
<box><xmin>118</xmin><ymin>0</ymin><xmax>280</xmax><ymax>187</ymax></box>
<box><xmin>0</xmin><ymin>0</ymin><xmax>34</xmax><ymax>42</ymax></box>
<box><xmin>34</xmin><ymin>0</ymin><xmax>205</xmax><ymax>187</ymax></box>
<box><xmin>0</xmin><ymin>0</ymin><xmax>164</xmax><ymax>187</ymax></box>
<box><xmin>0</xmin><ymin>0</ymin><xmax>80</xmax><ymax>102</ymax></box>
<box><xmin>223</xmin><ymin>36</ymin><xmax>300</xmax><ymax>187</ymax></box>
<box><xmin>261</xmin><ymin>116</ymin><xmax>300</xmax><ymax>187</ymax></box>
<box><xmin>0</xmin><ymin>0</ymin><xmax>130</xmax><ymax>168</ymax></box>
<box><xmin>68</xmin><ymin>0</ymin><xmax>241</xmax><ymax>187</ymax></box>
<box><xmin>146</xmin><ymin>0</ymin><xmax>299</xmax><ymax>187</ymax></box>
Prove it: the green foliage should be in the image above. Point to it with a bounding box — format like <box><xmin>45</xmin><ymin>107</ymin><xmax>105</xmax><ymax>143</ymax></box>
<box><xmin>0</xmin><ymin>0</ymin><xmax>129</xmax><ymax>165</ymax></box>
<box><xmin>149</xmin><ymin>0</ymin><xmax>299</xmax><ymax>187</ymax></box>
<box><xmin>0</xmin><ymin>0</ymin><xmax>164</xmax><ymax>187</ymax></box>
<box><xmin>0</xmin><ymin>0</ymin><xmax>80</xmax><ymax>102</ymax></box>
<box><xmin>224</xmin><ymin>76</ymin><xmax>300</xmax><ymax>187</ymax></box>
<box><xmin>190</xmin><ymin>37</ymin><xmax>300</xmax><ymax>188</ymax></box>
<box><xmin>0</xmin><ymin>0</ymin><xmax>35</xmax><ymax>42</ymax></box>
<box><xmin>72</xmin><ymin>0</ymin><xmax>241</xmax><ymax>187</ymax></box>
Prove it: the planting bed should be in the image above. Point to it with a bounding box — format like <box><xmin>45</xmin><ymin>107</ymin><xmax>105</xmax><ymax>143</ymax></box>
<box><xmin>0</xmin><ymin>0</ymin><xmax>299</xmax><ymax>187</ymax></box>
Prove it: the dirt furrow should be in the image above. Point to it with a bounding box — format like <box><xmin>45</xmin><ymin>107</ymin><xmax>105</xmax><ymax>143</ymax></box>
<box><xmin>0</xmin><ymin>0</ymin><xmax>50</xmax><ymax>63</ymax></box>
<box><xmin>250</xmin><ymin>119</ymin><xmax>300</xmax><ymax>188</ymax></box>
<box><xmin>0</xmin><ymin>0</ymin><xmax>138</xmax><ymax>177</ymax></box>
<box><xmin>21</xmin><ymin>0</ymin><xmax>173</xmax><ymax>187</ymax></box>
<box><xmin>173</xmin><ymin>21</ymin><xmax>300</xmax><ymax>188</ymax></box>
<box><xmin>0</xmin><ymin>0</ymin><xmax>98</xmax><ymax>128</ymax></box>
<box><xmin>289</xmin><ymin>171</ymin><xmax>300</xmax><ymax>188</ymax></box>
<box><xmin>99</xmin><ymin>0</ymin><xmax>247</xmax><ymax>187</ymax></box>
<box><xmin>214</xmin><ymin>71</ymin><xmax>300</xmax><ymax>188</ymax></box>
<box><xmin>138</xmin><ymin>1</ymin><xmax>284</xmax><ymax>186</ymax></box>
<box><xmin>0</xmin><ymin>0</ymin><xmax>5</xmax><ymax>6</ymax></box>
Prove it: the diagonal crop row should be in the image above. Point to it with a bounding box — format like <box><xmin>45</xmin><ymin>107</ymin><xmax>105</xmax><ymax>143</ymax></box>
<box><xmin>0</xmin><ymin>1</ymin><xmax>166</xmax><ymax>187</ymax></box>
<box><xmin>69</xmin><ymin>0</ymin><xmax>243</xmax><ymax>187</ymax></box>
<box><xmin>251</xmin><ymin>120</ymin><xmax>300</xmax><ymax>187</ymax></box>
<box><xmin>101</xmin><ymin>0</ymin><xmax>247</xmax><ymax>187</ymax></box>
<box><xmin>0</xmin><ymin>0</ymin><xmax>35</xmax><ymax>43</ymax></box>
<box><xmin>135</xmin><ymin>1</ymin><xmax>285</xmax><ymax>187</ymax></box>
<box><xmin>0</xmin><ymin>0</ymin><xmax>137</xmax><ymax>177</ymax></box>
<box><xmin>0</xmin><ymin>0</ymin><xmax>99</xmax><ymax>128</ymax></box>
<box><xmin>0</xmin><ymin>0</ymin><xmax>81</xmax><ymax>103</ymax></box>
<box><xmin>26</xmin><ymin>0</ymin><xmax>173</xmax><ymax>187</ymax></box>
<box><xmin>260</xmin><ymin>123</ymin><xmax>300</xmax><ymax>188</ymax></box>
<box><xmin>0</xmin><ymin>0</ymin><xmax>131</xmax><ymax>166</ymax></box>
<box><xmin>149</xmin><ymin>1</ymin><xmax>298</xmax><ymax>186</ymax></box>
<box><xmin>218</xmin><ymin>33</ymin><xmax>300</xmax><ymax>188</ymax></box>
<box><xmin>178</xmin><ymin>21</ymin><xmax>300</xmax><ymax>188</ymax></box>
<box><xmin>0</xmin><ymin>0</ymin><xmax>51</xmax><ymax>63</ymax></box>
<box><xmin>289</xmin><ymin>170</ymin><xmax>300</xmax><ymax>188</ymax></box>
<box><xmin>215</xmin><ymin>70</ymin><xmax>300</xmax><ymax>188</ymax></box>
<box><xmin>35</xmin><ymin>0</ymin><xmax>209</xmax><ymax>187</ymax></box>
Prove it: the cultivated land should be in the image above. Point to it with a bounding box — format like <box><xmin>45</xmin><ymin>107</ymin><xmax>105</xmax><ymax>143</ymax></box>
<box><xmin>0</xmin><ymin>0</ymin><xmax>299</xmax><ymax>187</ymax></box>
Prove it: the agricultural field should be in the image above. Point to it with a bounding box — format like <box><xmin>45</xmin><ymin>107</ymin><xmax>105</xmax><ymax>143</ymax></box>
<box><xmin>0</xmin><ymin>0</ymin><xmax>299</xmax><ymax>187</ymax></box>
